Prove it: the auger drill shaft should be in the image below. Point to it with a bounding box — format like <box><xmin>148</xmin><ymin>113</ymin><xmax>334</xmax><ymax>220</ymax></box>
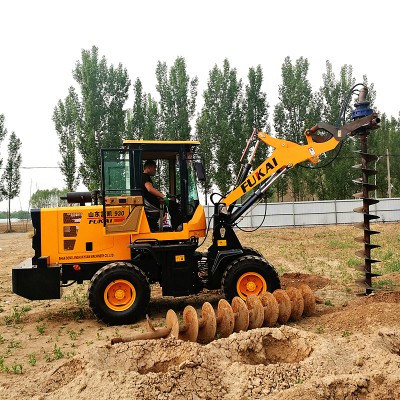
<box><xmin>352</xmin><ymin>86</ymin><xmax>381</xmax><ymax>294</ymax></box>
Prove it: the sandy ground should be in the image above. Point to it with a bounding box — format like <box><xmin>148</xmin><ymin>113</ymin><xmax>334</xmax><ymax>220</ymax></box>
<box><xmin>1</xmin><ymin>222</ymin><xmax>400</xmax><ymax>399</ymax></box>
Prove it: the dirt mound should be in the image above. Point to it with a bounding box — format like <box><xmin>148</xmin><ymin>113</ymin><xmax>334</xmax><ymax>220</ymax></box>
<box><xmin>5</xmin><ymin>325</ymin><xmax>399</xmax><ymax>400</ymax></box>
<box><xmin>361</xmin><ymin>291</ymin><xmax>400</xmax><ymax>304</ymax></box>
<box><xmin>280</xmin><ymin>273</ymin><xmax>331</xmax><ymax>291</ymax></box>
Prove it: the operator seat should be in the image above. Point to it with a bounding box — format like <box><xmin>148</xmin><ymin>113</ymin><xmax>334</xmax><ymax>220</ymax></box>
<box><xmin>143</xmin><ymin>198</ymin><xmax>162</xmax><ymax>231</ymax></box>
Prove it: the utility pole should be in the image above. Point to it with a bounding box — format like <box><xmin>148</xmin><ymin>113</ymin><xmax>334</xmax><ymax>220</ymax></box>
<box><xmin>386</xmin><ymin>148</ymin><xmax>392</xmax><ymax>198</ymax></box>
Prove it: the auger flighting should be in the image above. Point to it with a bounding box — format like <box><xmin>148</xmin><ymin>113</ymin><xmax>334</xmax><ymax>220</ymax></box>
<box><xmin>351</xmin><ymin>86</ymin><xmax>381</xmax><ymax>294</ymax></box>
<box><xmin>111</xmin><ymin>284</ymin><xmax>316</xmax><ymax>345</ymax></box>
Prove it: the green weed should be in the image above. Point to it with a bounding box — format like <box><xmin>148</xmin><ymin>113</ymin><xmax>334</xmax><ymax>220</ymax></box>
<box><xmin>36</xmin><ymin>323</ymin><xmax>46</xmax><ymax>335</ymax></box>
<box><xmin>68</xmin><ymin>329</ymin><xmax>78</xmax><ymax>340</ymax></box>
<box><xmin>0</xmin><ymin>357</ymin><xmax>9</xmax><ymax>373</ymax></box>
<box><xmin>53</xmin><ymin>345</ymin><xmax>64</xmax><ymax>360</ymax></box>
<box><xmin>316</xmin><ymin>325</ymin><xmax>325</xmax><ymax>334</ymax></box>
<box><xmin>11</xmin><ymin>362</ymin><xmax>23</xmax><ymax>374</ymax></box>
<box><xmin>28</xmin><ymin>353</ymin><xmax>36</xmax><ymax>367</ymax></box>
<box><xmin>44</xmin><ymin>352</ymin><xmax>52</xmax><ymax>363</ymax></box>
<box><xmin>7</xmin><ymin>340</ymin><xmax>21</xmax><ymax>349</ymax></box>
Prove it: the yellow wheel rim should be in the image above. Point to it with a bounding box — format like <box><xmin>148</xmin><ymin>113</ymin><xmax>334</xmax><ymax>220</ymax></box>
<box><xmin>104</xmin><ymin>279</ymin><xmax>136</xmax><ymax>312</ymax></box>
<box><xmin>236</xmin><ymin>272</ymin><xmax>267</xmax><ymax>300</ymax></box>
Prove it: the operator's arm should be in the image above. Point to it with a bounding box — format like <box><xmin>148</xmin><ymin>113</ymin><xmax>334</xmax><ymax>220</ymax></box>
<box><xmin>144</xmin><ymin>181</ymin><xmax>165</xmax><ymax>200</ymax></box>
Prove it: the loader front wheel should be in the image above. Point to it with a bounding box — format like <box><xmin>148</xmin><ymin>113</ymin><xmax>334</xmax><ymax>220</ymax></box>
<box><xmin>222</xmin><ymin>255</ymin><xmax>280</xmax><ymax>301</ymax></box>
<box><xmin>88</xmin><ymin>262</ymin><xmax>150</xmax><ymax>325</ymax></box>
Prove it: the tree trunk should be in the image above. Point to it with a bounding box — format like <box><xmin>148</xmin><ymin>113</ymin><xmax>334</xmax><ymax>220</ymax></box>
<box><xmin>7</xmin><ymin>197</ymin><xmax>12</xmax><ymax>232</ymax></box>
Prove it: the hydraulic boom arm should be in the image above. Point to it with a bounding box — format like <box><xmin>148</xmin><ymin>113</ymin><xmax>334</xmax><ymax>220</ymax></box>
<box><xmin>222</xmin><ymin>113</ymin><xmax>380</xmax><ymax>209</ymax></box>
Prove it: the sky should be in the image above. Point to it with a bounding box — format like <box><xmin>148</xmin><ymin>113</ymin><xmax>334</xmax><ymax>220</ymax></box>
<box><xmin>0</xmin><ymin>0</ymin><xmax>399</xmax><ymax>211</ymax></box>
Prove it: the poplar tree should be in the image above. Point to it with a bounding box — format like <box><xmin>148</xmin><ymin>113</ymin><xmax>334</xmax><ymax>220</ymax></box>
<box><xmin>0</xmin><ymin>114</ymin><xmax>7</xmax><ymax>196</ymax></box>
<box><xmin>156</xmin><ymin>57</ymin><xmax>198</xmax><ymax>140</ymax></box>
<box><xmin>71</xmin><ymin>46</ymin><xmax>130</xmax><ymax>190</ymax></box>
<box><xmin>367</xmin><ymin>113</ymin><xmax>399</xmax><ymax>198</ymax></box>
<box><xmin>314</xmin><ymin>64</ymin><xmax>379</xmax><ymax>200</ymax></box>
<box><xmin>127</xmin><ymin>78</ymin><xmax>158</xmax><ymax>140</ymax></box>
<box><xmin>273</xmin><ymin>56</ymin><xmax>319</xmax><ymax>201</ymax></box>
<box><xmin>53</xmin><ymin>87</ymin><xmax>79</xmax><ymax>191</ymax></box>
<box><xmin>196</xmin><ymin>59</ymin><xmax>245</xmax><ymax>196</ymax></box>
<box><xmin>0</xmin><ymin>114</ymin><xmax>7</xmax><ymax>173</ymax></box>
<box><xmin>243</xmin><ymin>65</ymin><xmax>270</xmax><ymax>173</ymax></box>
<box><xmin>1</xmin><ymin>132</ymin><xmax>22</xmax><ymax>232</ymax></box>
<box><xmin>309</xmin><ymin>62</ymin><xmax>357</xmax><ymax>200</ymax></box>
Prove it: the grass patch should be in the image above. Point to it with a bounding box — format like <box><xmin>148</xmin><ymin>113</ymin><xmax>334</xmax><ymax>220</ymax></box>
<box><xmin>328</xmin><ymin>240</ymin><xmax>354</xmax><ymax>249</ymax></box>
<box><xmin>372</xmin><ymin>279</ymin><xmax>396</xmax><ymax>290</ymax></box>
<box><xmin>3</xmin><ymin>306</ymin><xmax>30</xmax><ymax>325</ymax></box>
<box><xmin>347</xmin><ymin>257</ymin><xmax>361</xmax><ymax>268</ymax></box>
<box><xmin>382</xmin><ymin>259</ymin><xmax>400</xmax><ymax>274</ymax></box>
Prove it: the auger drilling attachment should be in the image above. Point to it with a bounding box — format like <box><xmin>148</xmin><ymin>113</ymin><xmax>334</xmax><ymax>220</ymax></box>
<box><xmin>352</xmin><ymin>86</ymin><xmax>381</xmax><ymax>294</ymax></box>
<box><xmin>110</xmin><ymin>285</ymin><xmax>317</xmax><ymax>345</ymax></box>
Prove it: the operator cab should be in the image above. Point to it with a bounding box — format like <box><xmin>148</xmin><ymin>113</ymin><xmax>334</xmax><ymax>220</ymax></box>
<box><xmin>101</xmin><ymin>140</ymin><xmax>205</xmax><ymax>235</ymax></box>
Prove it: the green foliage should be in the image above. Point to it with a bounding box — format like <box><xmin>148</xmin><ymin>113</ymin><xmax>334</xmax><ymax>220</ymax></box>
<box><xmin>11</xmin><ymin>363</ymin><xmax>23</xmax><ymax>374</ymax></box>
<box><xmin>36</xmin><ymin>323</ymin><xmax>46</xmax><ymax>335</ymax></box>
<box><xmin>1</xmin><ymin>131</ymin><xmax>22</xmax><ymax>231</ymax></box>
<box><xmin>273</xmin><ymin>56</ymin><xmax>319</xmax><ymax>201</ymax></box>
<box><xmin>309</xmin><ymin>62</ymin><xmax>358</xmax><ymax>200</ymax></box>
<box><xmin>320</xmin><ymin>61</ymin><xmax>355</xmax><ymax>125</ymax></box>
<box><xmin>59</xmin><ymin>46</ymin><xmax>131</xmax><ymax>191</ymax></box>
<box><xmin>243</xmin><ymin>65</ymin><xmax>270</xmax><ymax>171</ymax></box>
<box><xmin>28</xmin><ymin>353</ymin><xmax>36</xmax><ymax>367</ymax></box>
<box><xmin>0</xmin><ymin>210</ymin><xmax>30</xmax><ymax>219</ymax></box>
<box><xmin>156</xmin><ymin>57</ymin><xmax>198</xmax><ymax>140</ymax></box>
<box><xmin>372</xmin><ymin>279</ymin><xmax>396</xmax><ymax>290</ymax></box>
<box><xmin>0</xmin><ymin>114</ymin><xmax>7</xmax><ymax>175</ymax></box>
<box><xmin>127</xmin><ymin>78</ymin><xmax>159</xmax><ymax>140</ymax></box>
<box><xmin>368</xmin><ymin>113</ymin><xmax>400</xmax><ymax>198</ymax></box>
<box><xmin>53</xmin><ymin>87</ymin><xmax>79</xmax><ymax>191</ymax></box>
<box><xmin>196</xmin><ymin>59</ymin><xmax>246</xmax><ymax>195</ymax></box>
<box><xmin>30</xmin><ymin>188</ymin><xmax>67</xmax><ymax>208</ymax></box>
<box><xmin>52</xmin><ymin>50</ymin><xmax>398</xmax><ymax>202</ymax></box>
<box><xmin>53</xmin><ymin>344</ymin><xmax>64</xmax><ymax>360</ymax></box>
<box><xmin>3</xmin><ymin>306</ymin><xmax>29</xmax><ymax>325</ymax></box>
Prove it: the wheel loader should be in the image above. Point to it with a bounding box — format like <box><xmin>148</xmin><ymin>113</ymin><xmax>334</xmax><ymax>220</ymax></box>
<box><xmin>12</xmin><ymin>86</ymin><xmax>380</xmax><ymax>325</ymax></box>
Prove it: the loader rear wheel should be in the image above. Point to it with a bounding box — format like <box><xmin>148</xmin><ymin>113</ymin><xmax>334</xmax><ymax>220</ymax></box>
<box><xmin>88</xmin><ymin>262</ymin><xmax>150</xmax><ymax>325</ymax></box>
<box><xmin>222</xmin><ymin>255</ymin><xmax>280</xmax><ymax>302</ymax></box>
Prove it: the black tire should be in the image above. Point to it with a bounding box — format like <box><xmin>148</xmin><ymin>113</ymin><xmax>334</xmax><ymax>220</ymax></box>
<box><xmin>88</xmin><ymin>262</ymin><xmax>150</xmax><ymax>325</ymax></box>
<box><xmin>242</xmin><ymin>246</ymin><xmax>264</xmax><ymax>259</ymax></box>
<box><xmin>221</xmin><ymin>255</ymin><xmax>280</xmax><ymax>302</ymax></box>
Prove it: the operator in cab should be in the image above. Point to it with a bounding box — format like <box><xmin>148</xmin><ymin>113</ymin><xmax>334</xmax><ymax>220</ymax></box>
<box><xmin>142</xmin><ymin>159</ymin><xmax>182</xmax><ymax>231</ymax></box>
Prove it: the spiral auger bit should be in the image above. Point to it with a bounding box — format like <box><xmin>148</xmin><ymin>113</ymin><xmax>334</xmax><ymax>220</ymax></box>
<box><xmin>351</xmin><ymin>86</ymin><xmax>381</xmax><ymax>295</ymax></box>
<box><xmin>110</xmin><ymin>285</ymin><xmax>317</xmax><ymax>345</ymax></box>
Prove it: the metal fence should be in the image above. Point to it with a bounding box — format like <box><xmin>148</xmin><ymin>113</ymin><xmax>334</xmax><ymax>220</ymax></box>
<box><xmin>204</xmin><ymin>198</ymin><xmax>400</xmax><ymax>228</ymax></box>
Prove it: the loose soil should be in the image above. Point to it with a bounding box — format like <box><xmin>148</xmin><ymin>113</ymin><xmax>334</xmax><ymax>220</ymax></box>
<box><xmin>1</xmin><ymin>222</ymin><xmax>400</xmax><ymax>399</ymax></box>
